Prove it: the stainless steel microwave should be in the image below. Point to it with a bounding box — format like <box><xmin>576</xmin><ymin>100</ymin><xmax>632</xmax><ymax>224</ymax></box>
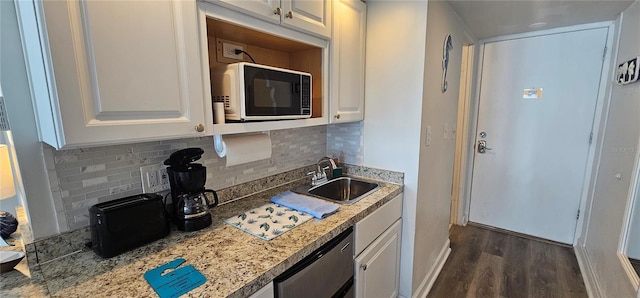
<box><xmin>211</xmin><ymin>62</ymin><xmax>312</xmax><ymax>121</ymax></box>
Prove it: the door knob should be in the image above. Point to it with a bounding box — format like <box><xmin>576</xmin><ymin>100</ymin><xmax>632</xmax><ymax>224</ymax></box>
<box><xmin>477</xmin><ymin>140</ymin><xmax>492</xmax><ymax>153</ymax></box>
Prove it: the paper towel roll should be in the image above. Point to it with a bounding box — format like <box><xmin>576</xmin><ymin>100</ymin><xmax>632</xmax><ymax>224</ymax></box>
<box><xmin>213</xmin><ymin>102</ymin><xmax>225</xmax><ymax>124</ymax></box>
<box><xmin>219</xmin><ymin>133</ymin><xmax>272</xmax><ymax>167</ymax></box>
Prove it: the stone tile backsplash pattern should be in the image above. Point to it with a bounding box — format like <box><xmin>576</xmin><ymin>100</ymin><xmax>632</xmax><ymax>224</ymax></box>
<box><xmin>327</xmin><ymin>121</ymin><xmax>364</xmax><ymax>165</ymax></box>
<box><xmin>44</xmin><ymin>126</ymin><xmax>327</xmax><ymax>232</ymax></box>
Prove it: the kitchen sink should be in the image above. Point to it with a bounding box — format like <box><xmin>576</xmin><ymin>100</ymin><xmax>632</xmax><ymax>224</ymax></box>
<box><xmin>293</xmin><ymin>177</ymin><xmax>381</xmax><ymax>205</ymax></box>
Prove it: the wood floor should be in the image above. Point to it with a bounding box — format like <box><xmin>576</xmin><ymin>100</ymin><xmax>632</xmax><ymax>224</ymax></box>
<box><xmin>428</xmin><ymin>224</ymin><xmax>587</xmax><ymax>298</ymax></box>
<box><xmin>630</xmin><ymin>258</ymin><xmax>640</xmax><ymax>278</ymax></box>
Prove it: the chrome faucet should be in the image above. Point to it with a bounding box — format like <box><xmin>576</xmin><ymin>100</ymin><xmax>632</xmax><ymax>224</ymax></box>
<box><xmin>308</xmin><ymin>157</ymin><xmax>337</xmax><ymax>186</ymax></box>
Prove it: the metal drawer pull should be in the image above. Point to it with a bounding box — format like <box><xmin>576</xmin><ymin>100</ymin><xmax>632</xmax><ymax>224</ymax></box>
<box><xmin>341</xmin><ymin>242</ymin><xmax>350</xmax><ymax>253</ymax></box>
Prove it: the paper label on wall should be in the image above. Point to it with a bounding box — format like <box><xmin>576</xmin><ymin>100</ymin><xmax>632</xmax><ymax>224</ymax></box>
<box><xmin>523</xmin><ymin>88</ymin><xmax>543</xmax><ymax>99</ymax></box>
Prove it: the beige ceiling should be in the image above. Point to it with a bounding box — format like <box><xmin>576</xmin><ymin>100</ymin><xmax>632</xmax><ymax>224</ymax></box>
<box><xmin>446</xmin><ymin>0</ymin><xmax>635</xmax><ymax>39</ymax></box>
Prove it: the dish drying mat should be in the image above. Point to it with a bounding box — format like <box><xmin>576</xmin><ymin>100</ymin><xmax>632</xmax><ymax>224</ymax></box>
<box><xmin>224</xmin><ymin>203</ymin><xmax>313</xmax><ymax>240</ymax></box>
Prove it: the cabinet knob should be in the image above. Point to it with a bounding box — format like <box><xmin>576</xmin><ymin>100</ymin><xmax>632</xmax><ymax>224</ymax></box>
<box><xmin>285</xmin><ymin>11</ymin><xmax>293</xmax><ymax>19</ymax></box>
<box><xmin>195</xmin><ymin>123</ymin><xmax>204</xmax><ymax>132</ymax></box>
<box><xmin>361</xmin><ymin>264</ymin><xmax>367</xmax><ymax>271</ymax></box>
<box><xmin>335</xmin><ymin>114</ymin><xmax>340</xmax><ymax>119</ymax></box>
<box><xmin>274</xmin><ymin>7</ymin><xmax>282</xmax><ymax>15</ymax></box>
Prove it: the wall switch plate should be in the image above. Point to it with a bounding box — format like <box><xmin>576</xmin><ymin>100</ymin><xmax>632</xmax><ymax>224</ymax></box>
<box><xmin>140</xmin><ymin>165</ymin><xmax>170</xmax><ymax>193</ymax></box>
<box><xmin>443</xmin><ymin>122</ymin><xmax>449</xmax><ymax>140</ymax></box>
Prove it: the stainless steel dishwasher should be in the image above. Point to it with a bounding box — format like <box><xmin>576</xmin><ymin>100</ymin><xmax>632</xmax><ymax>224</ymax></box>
<box><xmin>274</xmin><ymin>227</ymin><xmax>354</xmax><ymax>298</ymax></box>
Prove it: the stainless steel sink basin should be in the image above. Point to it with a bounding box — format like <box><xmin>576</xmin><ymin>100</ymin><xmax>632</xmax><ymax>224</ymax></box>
<box><xmin>293</xmin><ymin>177</ymin><xmax>381</xmax><ymax>205</ymax></box>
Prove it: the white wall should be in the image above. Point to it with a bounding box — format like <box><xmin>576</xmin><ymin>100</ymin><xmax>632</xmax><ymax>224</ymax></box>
<box><xmin>363</xmin><ymin>1</ymin><xmax>428</xmax><ymax>296</ymax></box>
<box><xmin>364</xmin><ymin>1</ymin><xmax>472</xmax><ymax>296</ymax></box>
<box><xmin>578</xmin><ymin>0</ymin><xmax>640</xmax><ymax>296</ymax></box>
<box><xmin>628</xmin><ymin>193</ymin><xmax>640</xmax><ymax>259</ymax></box>
<box><xmin>413</xmin><ymin>0</ymin><xmax>471</xmax><ymax>294</ymax></box>
<box><xmin>1</xmin><ymin>0</ymin><xmax>59</xmax><ymax>239</ymax></box>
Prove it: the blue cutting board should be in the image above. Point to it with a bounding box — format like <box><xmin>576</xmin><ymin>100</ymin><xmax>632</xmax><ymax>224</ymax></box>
<box><xmin>144</xmin><ymin>258</ymin><xmax>206</xmax><ymax>298</ymax></box>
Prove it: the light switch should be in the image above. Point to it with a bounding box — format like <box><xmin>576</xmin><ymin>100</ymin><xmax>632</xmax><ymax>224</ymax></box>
<box><xmin>444</xmin><ymin>122</ymin><xmax>449</xmax><ymax>140</ymax></box>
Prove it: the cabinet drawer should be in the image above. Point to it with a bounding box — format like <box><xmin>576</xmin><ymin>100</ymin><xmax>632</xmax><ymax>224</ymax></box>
<box><xmin>354</xmin><ymin>193</ymin><xmax>402</xmax><ymax>256</ymax></box>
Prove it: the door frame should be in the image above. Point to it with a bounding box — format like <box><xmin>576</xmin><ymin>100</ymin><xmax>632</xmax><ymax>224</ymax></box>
<box><xmin>453</xmin><ymin>21</ymin><xmax>617</xmax><ymax>245</ymax></box>
<box><xmin>618</xmin><ymin>134</ymin><xmax>640</xmax><ymax>290</ymax></box>
<box><xmin>450</xmin><ymin>44</ymin><xmax>475</xmax><ymax>225</ymax></box>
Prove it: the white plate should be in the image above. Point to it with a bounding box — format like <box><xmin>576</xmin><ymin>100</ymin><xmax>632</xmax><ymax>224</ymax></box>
<box><xmin>0</xmin><ymin>250</ymin><xmax>24</xmax><ymax>263</ymax></box>
<box><xmin>0</xmin><ymin>250</ymin><xmax>25</xmax><ymax>272</ymax></box>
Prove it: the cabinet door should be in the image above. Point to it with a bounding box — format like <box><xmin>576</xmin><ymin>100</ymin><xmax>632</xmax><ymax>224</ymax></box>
<box><xmin>214</xmin><ymin>0</ymin><xmax>281</xmax><ymax>24</ymax></box>
<box><xmin>40</xmin><ymin>0</ymin><xmax>206</xmax><ymax>148</ymax></box>
<box><xmin>281</xmin><ymin>0</ymin><xmax>331</xmax><ymax>38</ymax></box>
<box><xmin>354</xmin><ymin>220</ymin><xmax>401</xmax><ymax>298</ymax></box>
<box><xmin>330</xmin><ymin>0</ymin><xmax>366</xmax><ymax>123</ymax></box>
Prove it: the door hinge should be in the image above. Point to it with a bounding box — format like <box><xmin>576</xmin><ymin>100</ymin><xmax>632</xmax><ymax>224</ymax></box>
<box><xmin>577</xmin><ymin>209</ymin><xmax>580</xmax><ymax>220</ymax></box>
<box><xmin>589</xmin><ymin>132</ymin><xmax>593</xmax><ymax>145</ymax></box>
<box><xmin>602</xmin><ymin>46</ymin><xmax>607</xmax><ymax>61</ymax></box>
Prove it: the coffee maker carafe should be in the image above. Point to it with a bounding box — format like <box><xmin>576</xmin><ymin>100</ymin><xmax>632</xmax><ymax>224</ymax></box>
<box><xmin>164</xmin><ymin>148</ymin><xmax>219</xmax><ymax>232</ymax></box>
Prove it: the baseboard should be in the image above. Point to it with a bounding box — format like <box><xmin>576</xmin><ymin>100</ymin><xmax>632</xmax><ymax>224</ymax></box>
<box><xmin>574</xmin><ymin>245</ymin><xmax>603</xmax><ymax>298</ymax></box>
<box><xmin>413</xmin><ymin>239</ymin><xmax>451</xmax><ymax>298</ymax></box>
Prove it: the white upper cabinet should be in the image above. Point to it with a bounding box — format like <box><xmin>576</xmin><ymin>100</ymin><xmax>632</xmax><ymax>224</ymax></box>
<box><xmin>213</xmin><ymin>0</ymin><xmax>331</xmax><ymax>38</ymax></box>
<box><xmin>330</xmin><ymin>0</ymin><xmax>366</xmax><ymax>123</ymax></box>
<box><xmin>17</xmin><ymin>0</ymin><xmax>207</xmax><ymax>149</ymax></box>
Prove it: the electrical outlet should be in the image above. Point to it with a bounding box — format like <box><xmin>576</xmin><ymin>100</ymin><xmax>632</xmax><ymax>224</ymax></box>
<box><xmin>140</xmin><ymin>165</ymin><xmax>171</xmax><ymax>193</ymax></box>
<box><xmin>222</xmin><ymin>42</ymin><xmax>243</xmax><ymax>60</ymax></box>
<box><xmin>147</xmin><ymin>171</ymin><xmax>158</xmax><ymax>187</ymax></box>
<box><xmin>159</xmin><ymin>168</ymin><xmax>169</xmax><ymax>186</ymax></box>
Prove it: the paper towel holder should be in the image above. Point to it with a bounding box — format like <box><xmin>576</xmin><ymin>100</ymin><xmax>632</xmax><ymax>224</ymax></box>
<box><xmin>213</xmin><ymin>131</ymin><xmax>271</xmax><ymax>158</ymax></box>
<box><xmin>214</xmin><ymin>135</ymin><xmax>226</xmax><ymax>158</ymax></box>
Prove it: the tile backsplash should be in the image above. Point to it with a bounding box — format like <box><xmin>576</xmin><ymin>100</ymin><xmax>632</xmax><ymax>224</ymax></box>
<box><xmin>327</xmin><ymin>121</ymin><xmax>364</xmax><ymax>165</ymax></box>
<box><xmin>43</xmin><ymin>126</ymin><xmax>327</xmax><ymax>232</ymax></box>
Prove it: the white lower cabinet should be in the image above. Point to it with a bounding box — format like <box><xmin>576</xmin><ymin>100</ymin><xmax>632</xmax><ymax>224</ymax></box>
<box><xmin>354</xmin><ymin>193</ymin><xmax>403</xmax><ymax>298</ymax></box>
<box><xmin>249</xmin><ymin>281</ymin><xmax>274</xmax><ymax>298</ymax></box>
<box><xmin>355</xmin><ymin>220</ymin><xmax>401</xmax><ymax>298</ymax></box>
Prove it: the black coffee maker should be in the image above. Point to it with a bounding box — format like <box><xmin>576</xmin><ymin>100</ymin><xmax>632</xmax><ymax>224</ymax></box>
<box><xmin>164</xmin><ymin>148</ymin><xmax>219</xmax><ymax>232</ymax></box>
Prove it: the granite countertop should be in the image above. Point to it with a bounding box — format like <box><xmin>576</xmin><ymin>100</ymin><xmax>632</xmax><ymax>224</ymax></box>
<box><xmin>1</xmin><ymin>207</ymin><xmax>49</xmax><ymax>298</ymax></box>
<box><xmin>4</xmin><ymin>175</ymin><xmax>402</xmax><ymax>298</ymax></box>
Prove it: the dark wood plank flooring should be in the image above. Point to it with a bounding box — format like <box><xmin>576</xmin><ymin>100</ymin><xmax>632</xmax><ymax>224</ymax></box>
<box><xmin>630</xmin><ymin>258</ymin><xmax>640</xmax><ymax>277</ymax></box>
<box><xmin>428</xmin><ymin>224</ymin><xmax>587</xmax><ymax>298</ymax></box>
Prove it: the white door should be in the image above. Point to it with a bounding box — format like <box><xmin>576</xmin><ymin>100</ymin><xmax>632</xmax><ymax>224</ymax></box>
<box><xmin>469</xmin><ymin>28</ymin><xmax>608</xmax><ymax>244</ymax></box>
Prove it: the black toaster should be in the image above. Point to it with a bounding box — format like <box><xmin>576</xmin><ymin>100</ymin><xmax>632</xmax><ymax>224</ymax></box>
<box><xmin>89</xmin><ymin>193</ymin><xmax>170</xmax><ymax>258</ymax></box>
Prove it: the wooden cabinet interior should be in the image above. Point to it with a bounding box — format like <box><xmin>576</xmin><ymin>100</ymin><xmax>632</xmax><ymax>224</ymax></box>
<box><xmin>205</xmin><ymin>17</ymin><xmax>323</xmax><ymax>118</ymax></box>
